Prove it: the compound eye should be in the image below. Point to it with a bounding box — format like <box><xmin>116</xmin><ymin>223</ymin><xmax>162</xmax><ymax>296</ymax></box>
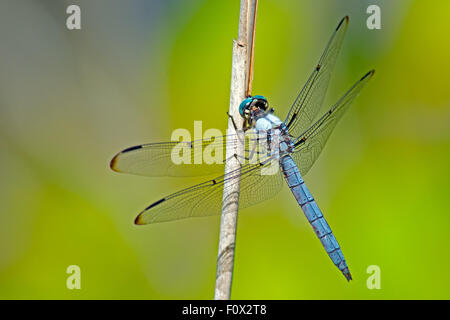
<box><xmin>239</xmin><ymin>97</ymin><xmax>253</xmax><ymax>118</ymax></box>
<box><xmin>254</xmin><ymin>99</ymin><xmax>268</xmax><ymax>111</ymax></box>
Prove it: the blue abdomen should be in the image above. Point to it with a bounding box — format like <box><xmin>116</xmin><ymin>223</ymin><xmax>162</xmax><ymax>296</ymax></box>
<box><xmin>280</xmin><ymin>155</ymin><xmax>352</xmax><ymax>281</ymax></box>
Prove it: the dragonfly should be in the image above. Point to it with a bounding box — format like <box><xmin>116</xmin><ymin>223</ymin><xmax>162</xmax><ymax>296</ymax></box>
<box><xmin>110</xmin><ymin>16</ymin><xmax>374</xmax><ymax>281</ymax></box>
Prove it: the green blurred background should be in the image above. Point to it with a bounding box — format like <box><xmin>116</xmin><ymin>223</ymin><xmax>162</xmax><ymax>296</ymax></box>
<box><xmin>0</xmin><ymin>0</ymin><xmax>449</xmax><ymax>299</ymax></box>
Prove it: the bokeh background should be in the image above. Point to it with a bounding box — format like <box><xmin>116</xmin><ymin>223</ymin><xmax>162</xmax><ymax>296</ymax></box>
<box><xmin>0</xmin><ymin>0</ymin><xmax>449</xmax><ymax>299</ymax></box>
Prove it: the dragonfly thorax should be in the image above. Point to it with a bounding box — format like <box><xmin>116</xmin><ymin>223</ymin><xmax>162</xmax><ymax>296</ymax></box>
<box><xmin>253</xmin><ymin>112</ymin><xmax>283</xmax><ymax>131</ymax></box>
<box><xmin>240</xmin><ymin>96</ymin><xmax>293</xmax><ymax>156</ymax></box>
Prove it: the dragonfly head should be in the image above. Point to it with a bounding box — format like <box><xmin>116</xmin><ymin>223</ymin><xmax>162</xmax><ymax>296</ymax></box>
<box><xmin>239</xmin><ymin>95</ymin><xmax>269</xmax><ymax>119</ymax></box>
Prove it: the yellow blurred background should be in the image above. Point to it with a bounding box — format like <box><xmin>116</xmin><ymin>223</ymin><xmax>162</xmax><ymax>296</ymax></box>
<box><xmin>0</xmin><ymin>0</ymin><xmax>449</xmax><ymax>299</ymax></box>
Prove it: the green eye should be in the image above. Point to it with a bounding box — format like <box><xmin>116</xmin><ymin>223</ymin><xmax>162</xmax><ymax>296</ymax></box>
<box><xmin>253</xmin><ymin>95</ymin><xmax>267</xmax><ymax>102</ymax></box>
<box><xmin>239</xmin><ymin>97</ymin><xmax>253</xmax><ymax>117</ymax></box>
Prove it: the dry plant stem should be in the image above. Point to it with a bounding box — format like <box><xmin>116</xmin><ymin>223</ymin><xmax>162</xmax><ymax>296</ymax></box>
<box><xmin>214</xmin><ymin>41</ymin><xmax>246</xmax><ymax>300</ymax></box>
<box><xmin>247</xmin><ymin>0</ymin><xmax>258</xmax><ymax>96</ymax></box>
<box><xmin>214</xmin><ymin>0</ymin><xmax>258</xmax><ymax>300</ymax></box>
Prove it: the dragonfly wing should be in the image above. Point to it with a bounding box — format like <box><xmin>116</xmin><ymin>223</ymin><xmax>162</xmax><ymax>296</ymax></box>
<box><xmin>135</xmin><ymin>159</ymin><xmax>284</xmax><ymax>224</ymax></box>
<box><xmin>292</xmin><ymin>70</ymin><xmax>374</xmax><ymax>175</ymax></box>
<box><xmin>285</xmin><ymin>16</ymin><xmax>348</xmax><ymax>138</ymax></box>
<box><xmin>110</xmin><ymin>131</ymin><xmax>267</xmax><ymax>177</ymax></box>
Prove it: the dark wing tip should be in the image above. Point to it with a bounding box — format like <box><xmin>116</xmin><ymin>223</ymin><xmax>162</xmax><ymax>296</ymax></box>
<box><xmin>362</xmin><ymin>69</ymin><xmax>376</xmax><ymax>80</ymax></box>
<box><xmin>134</xmin><ymin>198</ymin><xmax>166</xmax><ymax>225</ymax></box>
<box><xmin>110</xmin><ymin>145</ymin><xmax>143</xmax><ymax>172</ymax></box>
<box><xmin>134</xmin><ymin>213</ymin><xmax>144</xmax><ymax>225</ymax></box>
<box><xmin>337</xmin><ymin>16</ymin><xmax>349</xmax><ymax>30</ymax></box>
<box><xmin>109</xmin><ymin>153</ymin><xmax>120</xmax><ymax>172</ymax></box>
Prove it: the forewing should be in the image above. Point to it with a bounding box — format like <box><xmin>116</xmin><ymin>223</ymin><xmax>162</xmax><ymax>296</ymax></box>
<box><xmin>292</xmin><ymin>70</ymin><xmax>375</xmax><ymax>175</ymax></box>
<box><xmin>110</xmin><ymin>131</ymin><xmax>268</xmax><ymax>177</ymax></box>
<box><xmin>285</xmin><ymin>16</ymin><xmax>348</xmax><ymax>138</ymax></box>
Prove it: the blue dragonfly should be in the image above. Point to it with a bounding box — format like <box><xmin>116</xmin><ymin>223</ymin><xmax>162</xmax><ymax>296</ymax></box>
<box><xmin>110</xmin><ymin>16</ymin><xmax>374</xmax><ymax>281</ymax></box>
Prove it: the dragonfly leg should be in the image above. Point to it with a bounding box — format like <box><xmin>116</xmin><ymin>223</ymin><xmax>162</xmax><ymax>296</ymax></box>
<box><xmin>227</xmin><ymin>111</ymin><xmax>252</xmax><ymax>132</ymax></box>
<box><xmin>227</xmin><ymin>112</ymin><xmax>239</xmax><ymax>131</ymax></box>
